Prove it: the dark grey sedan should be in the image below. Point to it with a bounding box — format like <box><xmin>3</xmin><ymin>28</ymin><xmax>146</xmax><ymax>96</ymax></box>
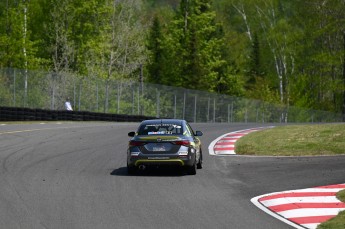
<box><xmin>127</xmin><ymin>119</ymin><xmax>203</xmax><ymax>175</ymax></box>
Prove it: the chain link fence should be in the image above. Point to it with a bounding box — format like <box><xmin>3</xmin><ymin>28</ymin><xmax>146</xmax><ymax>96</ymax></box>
<box><xmin>0</xmin><ymin>68</ymin><xmax>343</xmax><ymax>123</ymax></box>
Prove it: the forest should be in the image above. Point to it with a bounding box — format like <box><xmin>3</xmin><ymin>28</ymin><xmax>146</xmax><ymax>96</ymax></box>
<box><xmin>0</xmin><ymin>0</ymin><xmax>344</xmax><ymax>117</ymax></box>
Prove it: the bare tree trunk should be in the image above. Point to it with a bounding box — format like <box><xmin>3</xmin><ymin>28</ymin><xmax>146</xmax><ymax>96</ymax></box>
<box><xmin>49</xmin><ymin>0</ymin><xmax>76</xmax><ymax>109</ymax></box>
<box><xmin>233</xmin><ymin>3</ymin><xmax>252</xmax><ymax>42</ymax></box>
<box><xmin>23</xmin><ymin>0</ymin><xmax>28</xmax><ymax>106</ymax></box>
<box><xmin>104</xmin><ymin>80</ymin><xmax>109</xmax><ymax>113</ymax></box>
<box><xmin>184</xmin><ymin>0</ymin><xmax>189</xmax><ymax>33</ymax></box>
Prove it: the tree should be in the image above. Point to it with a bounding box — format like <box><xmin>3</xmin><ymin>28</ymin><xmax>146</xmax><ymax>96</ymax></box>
<box><xmin>49</xmin><ymin>0</ymin><xmax>76</xmax><ymax>73</ymax></box>
<box><xmin>0</xmin><ymin>0</ymin><xmax>41</xmax><ymax>69</ymax></box>
<box><xmin>146</xmin><ymin>16</ymin><xmax>164</xmax><ymax>84</ymax></box>
<box><xmin>255</xmin><ymin>1</ymin><xmax>295</xmax><ymax>105</ymax></box>
<box><xmin>0</xmin><ymin>0</ymin><xmax>45</xmax><ymax>107</ymax></box>
<box><xmin>160</xmin><ymin>0</ymin><xmax>232</xmax><ymax>93</ymax></box>
<box><xmin>291</xmin><ymin>0</ymin><xmax>345</xmax><ymax>115</ymax></box>
<box><xmin>248</xmin><ymin>33</ymin><xmax>263</xmax><ymax>85</ymax></box>
<box><xmin>83</xmin><ymin>0</ymin><xmax>147</xmax><ymax>112</ymax></box>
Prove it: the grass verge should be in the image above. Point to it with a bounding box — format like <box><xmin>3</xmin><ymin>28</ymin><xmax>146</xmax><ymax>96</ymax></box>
<box><xmin>235</xmin><ymin>124</ymin><xmax>345</xmax><ymax>156</ymax></box>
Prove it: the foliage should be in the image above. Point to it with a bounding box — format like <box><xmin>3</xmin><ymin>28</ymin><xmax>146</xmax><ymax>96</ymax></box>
<box><xmin>0</xmin><ymin>0</ymin><xmax>344</xmax><ymax>116</ymax></box>
<box><xmin>146</xmin><ymin>16</ymin><xmax>165</xmax><ymax>84</ymax></box>
<box><xmin>0</xmin><ymin>0</ymin><xmax>42</xmax><ymax>69</ymax></box>
<box><xmin>146</xmin><ymin>0</ymin><xmax>239</xmax><ymax>95</ymax></box>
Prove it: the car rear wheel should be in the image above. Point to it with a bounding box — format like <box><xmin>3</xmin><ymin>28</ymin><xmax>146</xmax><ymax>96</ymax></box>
<box><xmin>186</xmin><ymin>160</ymin><xmax>197</xmax><ymax>175</ymax></box>
<box><xmin>127</xmin><ymin>163</ymin><xmax>136</xmax><ymax>175</ymax></box>
<box><xmin>197</xmin><ymin>152</ymin><xmax>203</xmax><ymax>169</ymax></box>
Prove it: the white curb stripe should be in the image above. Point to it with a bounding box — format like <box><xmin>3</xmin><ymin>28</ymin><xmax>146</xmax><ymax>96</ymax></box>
<box><xmin>217</xmin><ymin>140</ymin><xmax>237</xmax><ymax>143</ymax></box>
<box><xmin>214</xmin><ymin>145</ymin><xmax>234</xmax><ymax>149</ymax></box>
<box><xmin>301</xmin><ymin>223</ymin><xmax>319</xmax><ymax>229</ymax></box>
<box><xmin>261</xmin><ymin>196</ymin><xmax>340</xmax><ymax>206</ymax></box>
<box><xmin>215</xmin><ymin>150</ymin><xmax>236</xmax><ymax>155</ymax></box>
<box><xmin>279</xmin><ymin>208</ymin><xmax>344</xmax><ymax>218</ymax></box>
<box><xmin>287</xmin><ymin>188</ymin><xmax>345</xmax><ymax>193</ymax></box>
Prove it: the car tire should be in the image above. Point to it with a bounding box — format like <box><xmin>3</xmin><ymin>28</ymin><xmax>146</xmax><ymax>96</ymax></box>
<box><xmin>186</xmin><ymin>161</ymin><xmax>197</xmax><ymax>175</ymax></box>
<box><xmin>127</xmin><ymin>164</ymin><xmax>136</xmax><ymax>175</ymax></box>
<box><xmin>197</xmin><ymin>151</ymin><xmax>203</xmax><ymax>169</ymax></box>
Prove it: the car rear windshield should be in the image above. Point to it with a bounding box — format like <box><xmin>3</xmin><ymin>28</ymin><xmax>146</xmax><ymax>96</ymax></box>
<box><xmin>138</xmin><ymin>123</ymin><xmax>183</xmax><ymax>135</ymax></box>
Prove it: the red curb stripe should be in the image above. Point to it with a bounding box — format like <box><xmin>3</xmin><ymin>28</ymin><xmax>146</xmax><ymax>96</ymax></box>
<box><xmin>221</xmin><ymin>137</ymin><xmax>240</xmax><ymax>139</ymax></box>
<box><xmin>269</xmin><ymin>203</ymin><xmax>345</xmax><ymax>212</ymax></box>
<box><xmin>214</xmin><ymin>147</ymin><xmax>235</xmax><ymax>151</ymax></box>
<box><xmin>289</xmin><ymin>215</ymin><xmax>336</xmax><ymax>224</ymax></box>
<box><xmin>316</xmin><ymin>184</ymin><xmax>345</xmax><ymax>189</ymax></box>
<box><xmin>259</xmin><ymin>192</ymin><xmax>337</xmax><ymax>201</ymax></box>
<box><xmin>215</xmin><ymin>142</ymin><xmax>235</xmax><ymax>145</ymax></box>
<box><xmin>226</xmin><ymin>133</ymin><xmax>245</xmax><ymax>137</ymax></box>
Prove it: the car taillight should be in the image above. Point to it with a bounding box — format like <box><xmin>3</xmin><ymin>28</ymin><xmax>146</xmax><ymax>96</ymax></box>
<box><xmin>129</xmin><ymin>141</ymin><xmax>146</xmax><ymax>147</ymax></box>
<box><xmin>172</xmin><ymin>140</ymin><xmax>190</xmax><ymax>146</ymax></box>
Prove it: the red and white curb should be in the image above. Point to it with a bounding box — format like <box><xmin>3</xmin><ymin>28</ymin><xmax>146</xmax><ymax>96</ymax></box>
<box><xmin>208</xmin><ymin>127</ymin><xmax>274</xmax><ymax>156</ymax></box>
<box><xmin>251</xmin><ymin>184</ymin><xmax>345</xmax><ymax>229</ymax></box>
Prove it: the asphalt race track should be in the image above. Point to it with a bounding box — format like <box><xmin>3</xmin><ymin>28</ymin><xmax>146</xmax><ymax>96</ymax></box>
<box><xmin>1</xmin><ymin>122</ymin><xmax>344</xmax><ymax>229</ymax></box>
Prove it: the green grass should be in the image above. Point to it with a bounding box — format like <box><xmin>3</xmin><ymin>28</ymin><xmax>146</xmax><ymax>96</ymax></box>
<box><xmin>236</xmin><ymin>124</ymin><xmax>345</xmax><ymax>228</ymax></box>
<box><xmin>235</xmin><ymin>124</ymin><xmax>345</xmax><ymax>156</ymax></box>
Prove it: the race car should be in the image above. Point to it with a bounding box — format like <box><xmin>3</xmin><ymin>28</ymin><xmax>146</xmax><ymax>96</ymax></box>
<box><xmin>127</xmin><ymin>119</ymin><xmax>203</xmax><ymax>175</ymax></box>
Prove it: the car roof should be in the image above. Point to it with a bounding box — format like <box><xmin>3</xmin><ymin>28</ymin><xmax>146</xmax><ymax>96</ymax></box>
<box><xmin>140</xmin><ymin>119</ymin><xmax>185</xmax><ymax>126</ymax></box>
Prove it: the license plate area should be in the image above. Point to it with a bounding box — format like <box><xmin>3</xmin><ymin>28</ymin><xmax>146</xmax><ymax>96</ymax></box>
<box><xmin>153</xmin><ymin>146</ymin><xmax>165</xmax><ymax>151</ymax></box>
<box><xmin>145</xmin><ymin>143</ymin><xmax>172</xmax><ymax>152</ymax></box>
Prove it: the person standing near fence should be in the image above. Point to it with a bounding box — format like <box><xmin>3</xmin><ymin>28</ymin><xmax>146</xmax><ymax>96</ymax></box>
<box><xmin>65</xmin><ymin>98</ymin><xmax>73</xmax><ymax>111</ymax></box>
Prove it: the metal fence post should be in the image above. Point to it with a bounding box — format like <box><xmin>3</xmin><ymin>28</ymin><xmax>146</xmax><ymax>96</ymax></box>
<box><xmin>174</xmin><ymin>94</ymin><xmax>177</xmax><ymax>119</ymax></box>
<box><xmin>132</xmin><ymin>83</ymin><xmax>135</xmax><ymax>115</ymax></box>
<box><xmin>117</xmin><ymin>83</ymin><xmax>120</xmax><ymax>114</ymax></box>
<box><xmin>78</xmin><ymin>83</ymin><xmax>82</xmax><ymax>111</ymax></box>
<box><xmin>231</xmin><ymin>102</ymin><xmax>234</xmax><ymax>123</ymax></box>
<box><xmin>213</xmin><ymin>98</ymin><xmax>216</xmax><ymax>122</ymax></box>
<box><xmin>183</xmin><ymin>92</ymin><xmax>186</xmax><ymax>120</ymax></box>
<box><xmin>207</xmin><ymin>97</ymin><xmax>210</xmax><ymax>122</ymax></box>
<box><xmin>156</xmin><ymin>89</ymin><xmax>160</xmax><ymax>118</ymax></box>
<box><xmin>194</xmin><ymin>95</ymin><xmax>197</xmax><ymax>123</ymax></box>
<box><xmin>24</xmin><ymin>69</ymin><xmax>28</xmax><ymax>107</ymax></box>
<box><xmin>51</xmin><ymin>73</ymin><xmax>55</xmax><ymax>110</ymax></box>
<box><xmin>13</xmin><ymin>69</ymin><xmax>16</xmax><ymax>107</ymax></box>
<box><xmin>73</xmin><ymin>81</ymin><xmax>76</xmax><ymax>110</ymax></box>
<box><xmin>311</xmin><ymin>111</ymin><xmax>314</xmax><ymax>123</ymax></box>
<box><xmin>137</xmin><ymin>85</ymin><xmax>140</xmax><ymax>115</ymax></box>
<box><xmin>96</xmin><ymin>82</ymin><xmax>99</xmax><ymax>112</ymax></box>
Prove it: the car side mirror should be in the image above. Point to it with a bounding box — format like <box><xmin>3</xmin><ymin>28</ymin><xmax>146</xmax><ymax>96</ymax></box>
<box><xmin>128</xmin><ymin>132</ymin><xmax>136</xmax><ymax>137</ymax></box>
<box><xmin>195</xmin><ymin>131</ymin><xmax>203</xmax><ymax>136</ymax></box>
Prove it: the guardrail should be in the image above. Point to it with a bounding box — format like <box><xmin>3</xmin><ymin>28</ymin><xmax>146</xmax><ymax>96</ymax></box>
<box><xmin>0</xmin><ymin>106</ymin><xmax>154</xmax><ymax>122</ymax></box>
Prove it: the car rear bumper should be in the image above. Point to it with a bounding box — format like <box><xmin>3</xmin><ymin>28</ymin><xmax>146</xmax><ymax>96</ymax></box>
<box><xmin>134</xmin><ymin>159</ymin><xmax>185</xmax><ymax>166</ymax></box>
<box><xmin>128</xmin><ymin>155</ymin><xmax>195</xmax><ymax>167</ymax></box>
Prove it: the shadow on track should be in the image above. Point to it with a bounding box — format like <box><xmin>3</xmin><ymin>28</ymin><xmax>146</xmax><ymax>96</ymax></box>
<box><xmin>110</xmin><ymin>166</ymin><xmax>188</xmax><ymax>177</ymax></box>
